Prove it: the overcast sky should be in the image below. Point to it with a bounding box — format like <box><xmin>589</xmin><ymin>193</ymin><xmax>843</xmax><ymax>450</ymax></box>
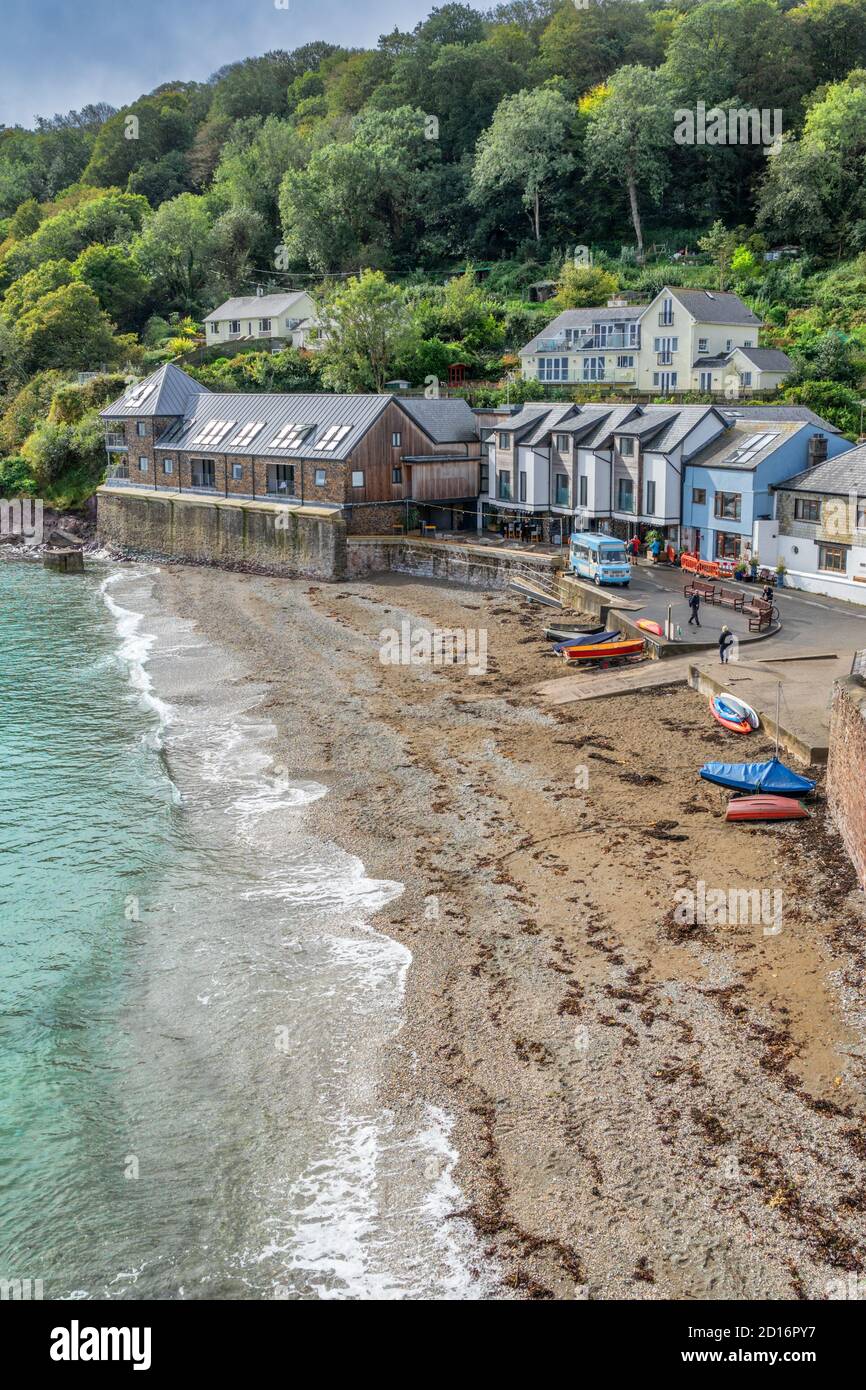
<box><xmin>0</xmin><ymin>0</ymin><xmax>488</xmax><ymax>129</ymax></box>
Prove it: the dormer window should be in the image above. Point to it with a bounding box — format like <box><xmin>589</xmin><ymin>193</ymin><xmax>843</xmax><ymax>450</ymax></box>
<box><xmin>556</xmin><ymin>434</ymin><xmax>570</xmax><ymax>452</ymax></box>
<box><xmin>618</xmin><ymin>436</ymin><xmax>636</xmax><ymax>458</ymax></box>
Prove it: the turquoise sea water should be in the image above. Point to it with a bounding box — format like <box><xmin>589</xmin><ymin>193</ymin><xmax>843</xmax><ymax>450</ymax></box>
<box><xmin>0</xmin><ymin>558</ymin><xmax>490</xmax><ymax>1300</ymax></box>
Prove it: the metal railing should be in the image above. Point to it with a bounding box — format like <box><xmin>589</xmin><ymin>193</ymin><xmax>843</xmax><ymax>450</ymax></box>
<box><xmin>105</xmin><ymin>433</ymin><xmax>127</xmax><ymax>450</ymax></box>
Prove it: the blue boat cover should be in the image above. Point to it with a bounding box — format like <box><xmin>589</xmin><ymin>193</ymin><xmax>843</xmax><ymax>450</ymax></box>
<box><xmin>700</xmin><ymin>757</ymin><xmax>815</xmax><ymax>795</ymax></box>
<box><xmin>554</xmin><ymin>630</ymin><xmax>620</xmax><ymax>652</ymax></box>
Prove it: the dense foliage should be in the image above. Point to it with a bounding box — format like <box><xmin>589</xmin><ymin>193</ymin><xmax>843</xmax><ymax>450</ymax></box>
<box><xmin>3</xmin><ymin>0</ymin><xmax>866</xmax><ymax>503</ymax></box>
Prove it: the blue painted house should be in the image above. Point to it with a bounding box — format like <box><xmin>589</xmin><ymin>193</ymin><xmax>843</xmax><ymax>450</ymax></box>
<box><xmin>681</xmin><ymin>407</ymin><xmax>852</xmax><ymax>561</ymax></box>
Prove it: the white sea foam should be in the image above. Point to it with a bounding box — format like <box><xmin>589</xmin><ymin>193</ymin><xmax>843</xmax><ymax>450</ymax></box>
<box><xmin>99</xmin><ymin>571</ymin><xmax>173</xmax><ymax>740</ymax></box>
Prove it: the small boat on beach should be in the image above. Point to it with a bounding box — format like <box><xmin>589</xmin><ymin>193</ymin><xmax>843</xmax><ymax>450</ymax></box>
<box><xmin>553</xmin><ymin>629</ymin><xmax>620</xmax><ymax>652</ymax></box>
<box><xmin>544</xmin><ymin>624</ymin><xmax>605</xmax><ymax>641</ymax></box>
<box><xmin>717</xmin><ymin>691</ymin><xmax>760</xmax><ymax>729</ymax></box>
<box><xmin>726</xmin><ymin>795</ymin><xmax>810</xmax><ymax>822</ymax></box>
<box><xmin>636</xmin><ymin>619</ymin><xmax>664</xmax><ymax>637</ymax></box>
<box><xmin>709</xmin><ymin>696</ymin><xmax>752</xmax><ymax>734</ymax></box>
<box><xmin>700</xmin><ymin>756</ymin><xmax>816</xmax><ymax>796</ymax></box>
<box><xmin>560</xmin><ymin>638</ymin><xmax>645</xmax><ymax>663</ymax></box>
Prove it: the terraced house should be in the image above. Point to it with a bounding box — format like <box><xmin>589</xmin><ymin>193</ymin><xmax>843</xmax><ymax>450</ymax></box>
<box><xmin>520</xmin><ymin>287</ymin><xmax>793</xmax><ymax>396</ymax></box>
<box><xmin>99</xmin><ymin>364</ymin><xmax>481</xmax><ymax>531</ymax></box>
<box><xmin>479</xmin><ymin>401</ymin><xmax>849</xmax><ymax>551</ymax></box>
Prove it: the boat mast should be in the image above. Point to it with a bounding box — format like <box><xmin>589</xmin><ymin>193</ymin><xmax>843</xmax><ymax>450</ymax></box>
<box><xmin>774</xmin><ymin>680</ymin><xmax>781</xmax><ymax>758</ymax></box>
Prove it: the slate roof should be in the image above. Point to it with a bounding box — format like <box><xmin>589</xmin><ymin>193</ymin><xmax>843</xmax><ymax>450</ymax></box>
<box><xmin>666</xmin><ymin>288</ymin><xmax>761</xmax><ymax>326</ymax></box>
<box><xmin>397</xmin><ymin>396</ymin><xmax>478</xmax><ymax>443</ymax></box>
<box><xmin>776</xmin><ymin>445</ymin><xmax>866</xmax><ymax>496</ymax></box>
<box><xmin>731</xmin><ymin>346</ymin><xmax>794</xmax><ymax>372</ymax></box>
<box><xmin>719</xmin><ymin>405</ymin><xmax>842</xmax><ymax>435</ymax></box>
<box><xmin>520</xmin><ymin>307</ymin><xmax>643</xmax><ymax>355</ymax></box>
<box><xmin>203</xmin><ymin>292</ymin><xmax>311</xmax><ymax>323</ymax></box>
<box><xmin>685</xmin><ymin>419</ymin><xmax>807</xmax><ymax>473</ymax></box>
<box><xmin>100</xmin><ymin>363</ymin><xmax>210</xmax><ymax>419</ymax></box>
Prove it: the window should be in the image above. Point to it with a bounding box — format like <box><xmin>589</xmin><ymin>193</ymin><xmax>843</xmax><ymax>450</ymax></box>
<box><xmin>579</xmin><ymin>475</ymin><xmax>588</xmax><ymax>507</ymax></box>
<box><xmin>617</xmin><ymin>478</ymin><xmax>635</xmax><ymax>512</ymax></box>
<box><xmin>583</xmin><ymin>356</ymin><xmax>605</xmax><ymax>381</ymax></box>
<box><xmin>537</xmin><ymin>357</ymin><xmax>569</xmax><ymax>382</ymax></box>
<box><xmin>316</xmin><ymin>423</ymin><xmax>352</xmax><ymax>451</ymax></box>
<box><xmin>480</xmin><ymin>461</ymin><xmax>489</xmax><ymax>494</ymax></box>
<box><xmin>556</xmin><ymin>434</ymin><xmax>570</xmax><ymax>452</ymax></box>
<box><xmin>715</xmin><ymin>491</ymin><xmax>742</xmax><ymax>521</ymax></box>
<box><xmin>646</xmin><ymin>480</ymin><xmax>656</xmax><ymax>514</ymax></box>
<box><xmin>162</xmin><ymin>459</ymin><xmax>173</xmax><ymax>475</ymax></box>
<box><xmin>209</xmin><ymin>322</ymin><xmax>218</xmax><ymax>334</ymax></box>
<box><xmin>351</xmin><ymin>470</ymin><xmax>365</xmax><ymax>488</ymax></box>
<box><xmin>724</xmin><ymin>431</ymin><xmax>779</xmax><ymax>465</ymax></box>
<box><xmin>741</xmin><ymin>372</ymin><xmax>752</xmax><ymax>387</ymax></box>
<box><xmin>617</xmin><ymin>436</ymin><xmax>635</xmax><ymax>457</ymax></box>
<box><xmin>744</xmin><ymin>340</ymin><xmax>753</xmax><ymax>348</ymax></box>
<box><xmin>498</xmin><ymin>432</ymin><xmax>510</xmax><ymax>449</ymax></box>
<box><xmin>232</xmin><ymin>463</ymin><xmax>243</xmax><ymax>481</ymax></box>
<box><xmin>392</xmin><ymin>467</ymin><xmax>402</xmax><ymax>484</ymax></box>
<box><xmin>315</xmin><ymin>469</ymin><xmax>326</xmax><ymax>486</ymax></box>
<box><xmin>229</xmin><ymin>320</ymin><xmax>241</xmax><ymax>334</ymax></box>
<box><xmin>519</xmin><ymin>471</ymin><xmax>527</xmax><ymax>503</ymax></box>
<box><xmin>616</xmin><ymin>355</ymin><xmax>634</xmax><ymax>369</ymax></box>
<box><xmin>660</xmin><ymin>298</ymin><xmax>674</xmax><ymax>326</ymax></box>
<box><xmin>794</xmin><ymin>497</ymin><xmax>821</xmax><ymax>522</ymax></box>
<box><xmin>555</xmin><ymin>473</ymin><xmax>569</xmax><ymax>507</ymax></box>
<box><xmin>228</xmin><ymin>421</ymin><xmax>265</xmax><ymax>449</ymax></box>
<box><xmin>269</xmin><ymin>463</ymin><xmax>295</xmax><ymax>494</ymax></box>
<box><xmin>857</xmin><ymin>499</ymin><xmax>866</xmax><ymax>531</ymax></box>
<box><xmin>716</xmin><ymin>531</ymin><xmax>741</xmax><ymax>560</ymax></box>
<box><xmin>498</xmin><ymin>469</ymin><xmax>512</xmax><ymax>501</ymax></box>
<box><xmin>698</xmin><ymin>338</ymin><xmax>708</xmax><ymax>353</ymax></box>
<box><xmin>137</xmin><ymin>421</ymin><xmax>147</xmax><ymax>437</ymax></box>
<box><xmin>818</xmin><ymin>542</ymin><xmax>847</xmax><ymax>573</ymax></box>
<box><xmin>271</xmin><ymin>422</ymin><xmax>313</xmax><ymax>449</ymax></box>
<box><xmin>191</xmin><ymin>419</ymin><xmax>236</xmax><ymax>447</ymax></box>
<box><xmin>191</xmin><ymin>459</ymin><xmax>215</xmax><ymax>488</ymax></box>
<box><xmin>692</xmin><ymin>487</ymin><xmax>707</xmax><ymax>506</ymax></box>
<box><xmin>259</xmin><ymin>319</ymin><xmax>271</xmax><ymax>332</ymax></box>
<box><xmin>699</xmin><ymin>372</ymin><xmax>713</xmax><ymax>392</ymax></box>
<box><xmin>391</xmin><ymin>432</ymin><xmax>402</xmax><ymax>448</ymax></box>
<box><xmin>138</xmin><ymin>456</ymin><xmax>148</xmax><ymax>472</ymax></box>
<box><xmin>725</xmin><ymin>339</ymin><xmax>732</xmax><ymax>353</ymax></box>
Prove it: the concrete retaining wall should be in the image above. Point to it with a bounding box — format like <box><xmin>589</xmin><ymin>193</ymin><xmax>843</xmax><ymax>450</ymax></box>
<box><xmin>97</xmin><ymin>487</ymin><xmax>346</xmax><ymax>580</ymax></box>
<box><xmin>828</xmin><ymin>676</ymin><xmax>866</xmax><ymax>891</ymax></box>
<box><xmin>346</xmin><ymin>536</ymin><xmax>563</xmax><ymax>589</ymax></box>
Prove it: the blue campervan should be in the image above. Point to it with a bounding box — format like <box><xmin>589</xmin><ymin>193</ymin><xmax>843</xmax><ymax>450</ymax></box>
<box><xmin>568</xmin><ymin>532</ymin><xmax>632</xmax><ymax>587</ymax></box>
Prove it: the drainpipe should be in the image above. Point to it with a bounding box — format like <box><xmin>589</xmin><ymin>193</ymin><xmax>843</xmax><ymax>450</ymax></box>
<box><xmin>224</xmin><ymin>455</ymin><xmax>229</xmax><ymax>499</ymax></box>
<box><xmin>301</xmin><ymin>458</ymin><xmax>305</xmax><ymax>507</ymax></box>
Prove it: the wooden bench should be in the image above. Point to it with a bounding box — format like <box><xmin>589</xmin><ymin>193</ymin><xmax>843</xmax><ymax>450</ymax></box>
<box><xmin>684</xmin><ymin>580</ymin><xmax>717</xmax><ymax>602</ymax></box>
<box><xmin>747</xmin><ymin>600</ymin><xmax>776</xmax><ymax>632</ymax></box>
<box><xmin>718</xmin><ymin>586</ymin><xmax>745</xmax><ymax>612</ymax></box>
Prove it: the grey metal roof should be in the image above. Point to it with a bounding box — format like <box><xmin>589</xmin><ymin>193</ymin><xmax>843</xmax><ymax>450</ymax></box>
<box><xmin>649</xmin><ymin>406</ymin><xmax>728</xmax><ymax>455</ymax></box>
<box><xmin>775</xmin><ymin>445</ymin><xmax>866</xmax><ymax>496</ymax></box>
<box><xmin>666</xmin><ymin>288</ymin><xmax>761</xmax><ymax>326</ymax></box>
<box><xmin>731</xmin><ymin>346</ymin><xmax>794</xmax><ymax>371</ymax></box>
<box><xmin>203</xmin><ymin>292</ymin><xmax>311</xmax><ymax>323</ymax></box>
<box><xmin>153</xmin><ymin>391</ymin><xmax>394</xmax><ymax>460</ymax></box>
<box><xmin>396</xmin><ymin>396</ymin><xmax>478</xmax><ymax>443</ymax></box>
<box><xmin>580</xmin><ymin>405</ymin><xmax>643</xmax><ymax>449</ymax></box>
<box><xmin>100</xmin><ymin>363</ymin><xmax>210</xmax><ymax>419</ymax></box>
<box><xmin>719</xmin><ymin>405</ymin><xmax>842</xmax><ymax>435</ymax></box>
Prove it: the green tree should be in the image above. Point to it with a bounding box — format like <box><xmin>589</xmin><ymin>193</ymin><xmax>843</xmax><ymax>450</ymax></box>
<box><xmin>550</xmin><ymin>263</ymin><xmax>619</xmax><ymax>309</ymax></box>
<box><xmin>698</xmin><ymin>220</ymin><xmax>739</xmax><ymax>289</ymax></box>
<box><xmin>791</xmin><ymin>0</ymin><xmax>866</xmax><ymax>85</ymax></box>
<box><xmin>583</xmin><ymin>66</ymin><xmax>673</xmax><ymax>265</ymax></box>
<box><xmin>132</xmin><ymin>193</ymin><xmax>215</xmax><ymax>311</ymax></box>
<box><xmin>319</xmin><ymin>270</ymin><xmax>415</xmax><ymax>392</ymax></box>
<box><xmin>17</xmin><ymin>282</ymin><xmax>120</xmax><ymax>371</ymax></box>
<box><xmin>471</xmin><ymin>87</ymin><xmax>577</xmax><ymax>242</ymax></box>
<box><xmin>70</xmin><ymin>244</ymin><xmax>150</xmax><ymax>332</ymax></box>
<box><xmin>539</xmin><ymin>0</ymin><xmax>663</xmax><ymax>95</ymax></box>
<box><xmin>2</xmin><ymin>258</ymin><xmax>74</xmax><ymax>320</ymax></box>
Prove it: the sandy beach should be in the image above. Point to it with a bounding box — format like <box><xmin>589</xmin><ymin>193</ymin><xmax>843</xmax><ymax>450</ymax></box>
<box><xmin>154</xmin><ymin>561</ymin><xmax>866</xmax><ymax>1300</ymax></box>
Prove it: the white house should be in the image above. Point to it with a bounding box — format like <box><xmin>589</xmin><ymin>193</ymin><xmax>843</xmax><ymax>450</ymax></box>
<box><xmin>520</xmin><ymin>287</ymin><xmax>793</xmax><ymax>396</ymax></box>
<box><xmin>762</xmin><ymin>447</ymin><xmax>866</xmax><ymax>603</ymax></box>
<box><xmin>203</xmin><ymin>290</ymin><xmax>321</xmax><ymax>352</ymax></box>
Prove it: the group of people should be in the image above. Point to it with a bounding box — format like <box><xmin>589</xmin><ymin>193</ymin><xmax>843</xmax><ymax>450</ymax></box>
<box><xmin>629</xmin><ymin>534</ymin><xmax>677</xmax><ymax>565</ymax></box>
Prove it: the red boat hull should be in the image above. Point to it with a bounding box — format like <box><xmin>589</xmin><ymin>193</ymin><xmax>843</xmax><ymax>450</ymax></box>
<box><xmin>726</xmin><ymin>796</ymin><xmax>810</xmax><ymax>822</ymax></box>
<box><xmin>561</xmin><ymin>639</ymin><xmax>645</xmax><ymax>662</ymax></box>
<box><xmin>709</xmin><ymin>698</ymin><xmax>751</xmax><ymax>734</ymax></box>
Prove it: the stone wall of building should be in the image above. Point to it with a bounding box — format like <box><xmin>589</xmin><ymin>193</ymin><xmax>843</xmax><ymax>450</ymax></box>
<box><xmin>97</xmin><ymin>487</ymin><xmax>347</xmax><ymax>580</ymax></box>
<box><xmin>827</xmin><ymin>674</ymin><xmax>866</xmax><ymax>892</ymax></box>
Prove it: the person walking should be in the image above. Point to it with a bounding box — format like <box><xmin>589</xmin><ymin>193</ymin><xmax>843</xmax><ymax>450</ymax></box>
<box><xmin>687</xmin><ymin>591</ymin><xmax>701</xmax><ymax>627</ymax></box>
<box><xmin>631</xmin><ymin>534</ymin><xmax>640</xmax><ymax>559</ymax></box>
<box><xmin>719</xmin><ymin>625</ymin><xmax>735</xmax><ymax>663</ymax></box>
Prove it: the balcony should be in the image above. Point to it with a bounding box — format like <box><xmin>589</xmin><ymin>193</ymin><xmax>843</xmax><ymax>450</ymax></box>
<box><xmin>536</xmin><ymin>336</ymin><xmax>568</xmax><ymax>351</ymax></box>
<box><xmin>574</xmin><ymin>331</ymin><xmax>640</xmax><ymax>351</ymax></box>
<box><xmin>105</xmin><ymin>433</ymin><xmax>127</xmax><ymax>451</ymax></box>
<box><xmin>657</xmin><ymin>352</ymin><xmax>674</xmax><ymax>366</ymax></box>
<box><xmin>658</xmin><ymin>312</ymin><xmax>675</xmax><ymax>327</ymax></box>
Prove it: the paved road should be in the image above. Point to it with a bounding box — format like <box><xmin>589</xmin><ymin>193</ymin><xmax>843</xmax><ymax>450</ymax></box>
<box><xmin>627</xmin><ymin>564</ymin><xmax>866</xmax><ymax>660</ymax></box>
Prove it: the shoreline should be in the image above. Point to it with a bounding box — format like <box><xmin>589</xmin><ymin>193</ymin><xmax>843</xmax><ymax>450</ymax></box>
<box><xmin>134</xmin><ymin>559</ymin><xmax>866</xmax><ymax>1298</ymax></box>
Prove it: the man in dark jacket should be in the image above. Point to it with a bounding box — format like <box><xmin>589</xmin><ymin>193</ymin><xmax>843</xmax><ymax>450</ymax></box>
<box><xmin>719</xmin><ymin>625</ymin><xmax>735</xmax><ymax>663</ymax></box>
<box><xmin>688</xmin><ymin>591</ymin><xmax>701</xmax><ymax>626</ymax></box>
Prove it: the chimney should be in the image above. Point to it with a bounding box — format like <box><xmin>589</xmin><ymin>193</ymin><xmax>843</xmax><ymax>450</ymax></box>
<box><xmin>808</xmin><ymin>434</ymin><xmax>828</xmax><ymax>467</ymax></box>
